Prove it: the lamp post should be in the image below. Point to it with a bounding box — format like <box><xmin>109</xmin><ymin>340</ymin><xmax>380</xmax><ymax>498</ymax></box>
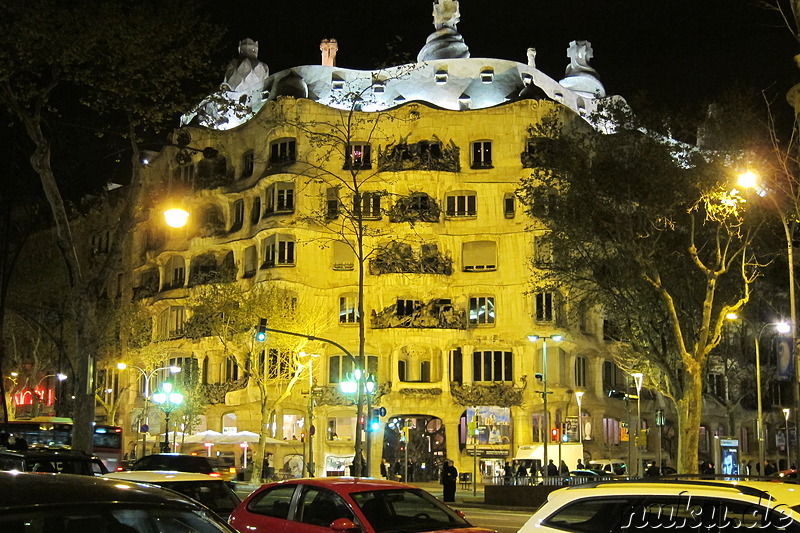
<box><xmin>575</xmin><ymin>391</ymin><xmax>585</xmax><ymax>444</ymax></box>
<box><xmin>631</xmin><ymin>372</ymin><xmax>643</xmax><ymax>478</ymax></box>
<box><xmin>784</xmin><ymin>408</ymin><xmax>791</xmax><ymax>470</ymax></box>
<box><xmin>754</xmin><ymin>321</ymin><xmax>789</xmax><ymax>471</ymax></box>
<box><xmin>299</xmin><ymin>352</ymin><xmax>320</xmax><ymax>477</ymax></box>
<box><xmin>341</xmin><ymin>369</ymin><xmax>377</xmax><ymax>476</ymax></box>
<box><xmin>528</xmin><ymin>334</ymin><xmax>563</xmax><ymax>481</ymax></box>
<box><xmin>738</xmin><ymin>170</ymin><xmax>799</xmax><ymax>469</ymax></box>
<box><xmin>118</xmin><ymin>363</ymin><xmax>181</xmax><ymax>457</ymax></box>
<box><xmin>151</xmin><ymin>382</ymin><xmax>183</xmax><ymax>453</ymax></box>
<box><xmin>35</xmin><ymin>373</ymin><xmax>67</xmax><ymax>415</ymax></box>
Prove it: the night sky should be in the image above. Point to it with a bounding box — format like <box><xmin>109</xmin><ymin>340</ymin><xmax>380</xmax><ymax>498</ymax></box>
<box><xmin>215</xmin><ymin>0</ymin><xmax>799</xmax><ymax>110</ymax></box>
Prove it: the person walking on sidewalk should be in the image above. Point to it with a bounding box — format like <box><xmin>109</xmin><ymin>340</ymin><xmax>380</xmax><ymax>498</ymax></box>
<box><xmin>441</xmin><ymin>459</ymin><xmax>458</xmax><ymax>502</ymax></box>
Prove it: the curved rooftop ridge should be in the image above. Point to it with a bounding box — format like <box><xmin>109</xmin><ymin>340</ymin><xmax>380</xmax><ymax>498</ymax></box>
<box><xmin>182</xmin><ymin>56</ymin><xmax>610</xmax><ymax>131</ymax></box>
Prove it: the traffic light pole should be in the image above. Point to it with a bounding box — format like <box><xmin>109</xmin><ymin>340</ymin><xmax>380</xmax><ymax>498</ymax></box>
<box><xmin>257</xmin><ymin>323</ymin><xmax>364</xmax><ymax>475</ymax></box>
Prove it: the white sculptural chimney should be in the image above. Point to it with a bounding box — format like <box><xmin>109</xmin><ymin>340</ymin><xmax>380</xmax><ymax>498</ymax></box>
<box><xmin>320</xmin><ymin>39</ymin><xmax>338</xmax><ymax>66</ymax></box>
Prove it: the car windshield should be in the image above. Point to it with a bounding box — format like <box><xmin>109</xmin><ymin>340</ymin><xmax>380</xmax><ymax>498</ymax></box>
<box><xmin>352</xmin><ymin>488</ymin><xmax>471</xmax><ymax>533</ymax></box>
<box><xmin>0</xmin><ymin>505</ymin><xmax>231</xmax><ymax>533</ymax></box>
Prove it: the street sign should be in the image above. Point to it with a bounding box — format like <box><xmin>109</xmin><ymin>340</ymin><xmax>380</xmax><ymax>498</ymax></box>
<box><xmin>378</xmin><ymin>406</ymin><xmax>387</xmax><ymax>417</ymax></box>
<box><xmin>139</xmin><ymin>424</ymin><xmax>149</xmax><ymax>433</ymax></box>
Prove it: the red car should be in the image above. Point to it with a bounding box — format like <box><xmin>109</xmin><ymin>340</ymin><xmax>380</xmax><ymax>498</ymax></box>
<box><xmin>229</xmin><ymin>477</ymin><xmax>496</xmax><ymax>533</ymax></box>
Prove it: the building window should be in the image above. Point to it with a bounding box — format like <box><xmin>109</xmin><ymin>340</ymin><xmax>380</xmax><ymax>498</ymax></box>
<box><xmin>231</xmin><ymin>199</ymin><xmax>244</xmax><ymax>232</ymax></box>
<box><xmin>339</xmin><ymin>293</ymin><xmax>359</xmax><ymax>324</ymax></box>
<box><xmin>480</xmin><ymin>67</ymin><xmax>494</xmax><ymax>83</ymax></box>
<box><xmin>707</xmin><ymin>372</ymin><xmax>725</xmax><ymax>399</ymax></box>
<box><xmin>326</xmin><ymin>187</ymin><xmax>339</xmax><ymax>219</ymax></box>
<box><xmin>269</xmin><ymin>138</ymin><xmax>296</xmax><ymax>164</ymax></box>
<box><xmin>533</xmin><ymin>234</ymin><xmax>553</xmax><ymax>266</ymax></box>
<box><xmin>251</xmin><ymin>197</ymin><xmax>262</xmax><ymax>225</ymax></box>
<box><xmin>462</xmin><ymin>241</ymin><xmax>496</xmax><ymax>271</ymax></box>
<box><xmin>396</xmin><ymin>299</ymin><xmax>421</xmax><ymax>318</ymax></box>
<box><xmin>503</xmin><ymin>193</ymin><xmax>515</xmax><ymax>218</ymax></box>
<box><xmin>445</xmin><ymin>191</ymin><xmax>477</xmax><ymax>218</ymax></box>
<box><xmin>574</xmin><ymin>356</ymin><xmax>587</xmax><ymax>388</ymax></box>
<box><xmin>242</xmin><ymin>150</ymin><xmax>254</xmax><ymax>178</ymax></box>
<box><xmin>603</xmin><ymin>417</ymin><xmax>620</xmax><ymax>445</ymax></box>
<box><xmin>262</xmin><ymin>234</ymin><xmax>295</xmax><ymax>267</ymax></box>
<box><xmin>157</xmin><ymin>306</ymin><xmax>185</xmax><ymax>340</ymax></box>
<box><xmin>264</xmin><ymin>182</ymin><xmax>295</xmax><ymax>215</ymax></box>
<box><xmin>163</xmin><ymin>256</ymin><xmax>185</xmax><ymax>290</ymax></box>
<box><xmin>603</xmin><ymin>361</ymin><xmax>617</xmax><ymax>393</ymax></box>
<box><xmin>169</xmin><ymin>357</ymin><xmax>199</xmax><ymax>387</ymax></box>
<box><xmin>450</xmin><ymin>348</ymin><xmax>463</xmax><ymax>384</ymax></box>
<box><xmin>397</xmin><ymin>360</ymin><xmax>406</xmax><ymax>382</ymax></box>
<box><xmin>472</xmin><ymin>350</ymin><xmax>512</xmax><ymax>381</ymax></box>
<box><xmin>471</xmin><ymin>141</ymin><xmax>492</xmax><ymax>169</ymax></box>
<box><xmin>344</xmin><ymin>143</ymin><xmax>371</xmax><ymax>170</ymax></box>
<box><xmin>90</xmin><ymin>231</ymin><xmax>111</xmax><ymax>255</ymax></box>
<box><xmin>329</xmin><ymin>354</ymin><xmax>377</xmax><ymax>383</ymax></box>
<box><xmin>435</xmin><ymin>68</ymin><xmax>448</xmax><ymax>84</ymax></box>
<box><xmin>225</xmin><ymin>356</ymin><xmax>239</xmax><ymax>381</ymax></box>
<box><xmin>243</xmin><ymin>246</ymin><xmax>257</xmax><ymax>278</ymax></box>
<box><xmin>354</xmin><ymin>191</ymin><xmax>381</xmax><ymax>219</ymax></box>
<box><xmin>469</xmin><ymin>295</ymin><xmax>495</xmax><ymax>326</ymax></box>
<box><xmin>534</xmin><ymin>291</ymin><xmax>556</xmax><ymax>323</ymax></box>
<box><xmin>332</xmin><ymin>241</ymin><xmax>354</xmax><ymax>271</ymax></box>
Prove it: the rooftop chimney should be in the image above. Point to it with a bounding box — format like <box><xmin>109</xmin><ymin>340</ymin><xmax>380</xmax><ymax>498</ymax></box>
<box><xmin>320</xmin><ymin>39</ymin><xmax>338</xmax><ymax>67</ymax></box>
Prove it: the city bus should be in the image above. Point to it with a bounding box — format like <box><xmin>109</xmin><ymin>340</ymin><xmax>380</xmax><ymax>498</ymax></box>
<box><xmin>2</xmin><ymin>417</ymin><xmax>124</xmax><ymax>471</ymax></box>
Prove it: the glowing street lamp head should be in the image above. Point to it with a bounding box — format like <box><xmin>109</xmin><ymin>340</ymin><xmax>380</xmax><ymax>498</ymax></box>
<box><xmin>737</xmin><ymin>170</ymin><xmax>759</xmax><ymax>190</ymax></box>
<box><xmin>117</xmin><ymin>363</ymin><xmax>127</xmax><ymax>370</ymax></box>
<box><xmin>164</xmin><ymin>208</ymin><xmax>190</xmax><ymax>228</ymax></box>
<box><xmin>776</xmin><ymin>322</ymin><xmax>791</xmax><ymax>334</ymax></box>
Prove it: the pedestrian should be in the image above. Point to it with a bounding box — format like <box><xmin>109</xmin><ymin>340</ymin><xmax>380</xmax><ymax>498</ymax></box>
<box><xmin>559</xmin><ymin>460</ymin><xmax>569</xmax><ymax>476</ymax></box>
<box><xmin>516</xmin><ymin>462</ymin><xmax>528</xmax><ymax>483</ymax></box>
<box><xmin>394</xmin><ymin>460</ymin><xmax>403</xmax><ymax>481</ymax></box>
<box><xmin>645</xmin><ymin>461</ymin><xmax>660</xmax><ymax>477</ymax></box>
<box><xmin>380</xmin><ymin>458</ymin><xmax>389</xmax><ymax>479</ymax></box>
<box><xmin>547</xmin><ymin>459</ymin><xmax>558</xmax><ymax>477</ymax></box>
<box><xmin>576</xmin><ymin>459</ymin><xmax>584</xmax><ymax>470</ymax></box>
<box><xmin>503</xmin><ymin>462</ymin><xmax>513</xmax><ymax>485</ymax></box>
<box><xmin>764</xmin><ymin>460</ymin><xmax>777</xmax><ymax>476</ymax></box>
<box><xmin>441</xmin><ymin>459</ymin><xmax>458</xmax><ymax>502</ymax></box>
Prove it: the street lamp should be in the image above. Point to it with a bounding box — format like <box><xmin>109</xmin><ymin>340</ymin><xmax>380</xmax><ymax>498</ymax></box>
<box><xmin>151</xmin><ymin>382</ymin><xmax>183</xmax><ymax>453</ymax></box>
<box><xmin>528</xmin><ymin>334</ymin><xmax>563</xmax><ymax>480</ymax></box>
<box><xmin>726</xmin><ymin>317</ymin><xmax>790</xmax><ymax>471</ymax></box>
<box><xmin>340</xmin><ymin>368</ymin><xmax>377</xmax><ymax>476</ymax></box>
<box><xmin>164</xmin><ymin>207</ymin><xmax>190</xmax><ymax>228</ymax></box>
<box><xmin>631</xmin><ymin>372</ymin><xmax>643</xmax><ymax>478</ymax></box>
<box><xmin>575</xmin><ymin>391</ymin><xmax>585</xmax><ymax>444</ymax></box>
<box><xmin>34</xmin><ymin>373</ymin><xmax>67</xmax><ymax>414</ymax></box>
<box><xmin>738</xmin><ymin>170</ymin><xmax>799</xmax><ymax>469</ymax></box>
<box><xmin>784</xmin><ymin>408</ymin><xmax>792</xmax><ymax>470</ymax></box>
<box><xmin>117</xmin><ymin>363</ymin><xmax>181</xmax><ymax>457</ymax></box>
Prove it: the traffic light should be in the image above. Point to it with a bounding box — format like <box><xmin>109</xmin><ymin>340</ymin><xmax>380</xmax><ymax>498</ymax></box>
<box><xmin>256</xmin><ymin>318</ymin><xmax>267</xmax><ymax>342</ymax></box>
<box><xmin>551</xmin><ymin>427</ymin><xmax>561</xmax><ymax>442</ymax></box>
<box><xmin>300</xmin><ymin>432</ymin><xmax>305</xmax><ymax>442</ymax></box>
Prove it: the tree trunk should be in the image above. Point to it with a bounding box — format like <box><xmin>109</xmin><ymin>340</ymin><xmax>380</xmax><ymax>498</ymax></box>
<box><xmin>675</xmin><ymin>370</ymin><xmax>703</xmax><ymax>474</ymax></box>
<box><xmin>249</xmin><ymin>385</ymin><xmax>272</xmax><ymax>483</ymax></box>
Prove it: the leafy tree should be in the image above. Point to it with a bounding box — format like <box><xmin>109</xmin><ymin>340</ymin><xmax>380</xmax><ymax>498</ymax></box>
<box><xmin>0</xmin><ymin>0</ymin><xmax>221</xmax><ymax>450</ymax></box>
<box><xmin>183</xmin><ymin>283</ymin><xmax>330</xmax><ymax>482</ymax></box>
<box><xmin>517</xmin><ymin>101</ymin><xmax>764</xmax><ymax>473</ymax></box>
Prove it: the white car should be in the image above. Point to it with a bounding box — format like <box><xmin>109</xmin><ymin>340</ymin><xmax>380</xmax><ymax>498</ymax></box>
<box><xmin>103</xmin><ymin>470</ymin><xmax>240</xmax><ymax>519</ymax></box>
<box><xmin>519</xmin><ymin>479</ymin><xmax>800</xmax><ymax>531</ymax></box>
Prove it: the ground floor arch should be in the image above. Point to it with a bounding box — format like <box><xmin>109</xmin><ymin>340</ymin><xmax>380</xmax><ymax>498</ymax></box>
<box><xmin>382</xmin><ymin>414</ymin><xmax>446</xmax><ymax>482</ymax></box>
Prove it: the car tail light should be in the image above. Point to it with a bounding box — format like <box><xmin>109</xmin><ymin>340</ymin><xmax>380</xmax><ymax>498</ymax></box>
<box><xmin>116</xmin><ymin>466</ymin><xmax>125</xmax><ymax>471</ymax></box>
<box><xmin>209</xmin><ymin>472</ymin><xmax>221</xmax><ymax>477</ymax></box>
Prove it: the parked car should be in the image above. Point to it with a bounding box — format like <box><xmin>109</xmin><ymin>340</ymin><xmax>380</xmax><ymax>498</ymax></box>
<box><xmin>0</xmin><ymin>448</ymin><xmax>108</xmax><ymax>475</ymax></box>
<box><xmin>103</xmin><ymin>470</ymin><xmax>241</xmax><ymax>519</ymax></box>
<box><xmin>518</xmin><ymin>478</ymin><xmax>800</xmax><ymax>532</ymax></box>
<box><xmin>586</xmin><ymin>459</ymin><xmax>626</xmax><ymax>475</ymax></box>
<box><xmin>229</xmin><ymin>477</ymin><xmax>497</xmax><ymax>533</ymax></box>
<box><xmin>130</xmin><ymin>453</ymin><xmax>218</xmax><ymax>476</ymax></box>
<box><xmin>0</xmin><ymin>471</ymin><xmax>236</xmax><ymax>532</ymax></box>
